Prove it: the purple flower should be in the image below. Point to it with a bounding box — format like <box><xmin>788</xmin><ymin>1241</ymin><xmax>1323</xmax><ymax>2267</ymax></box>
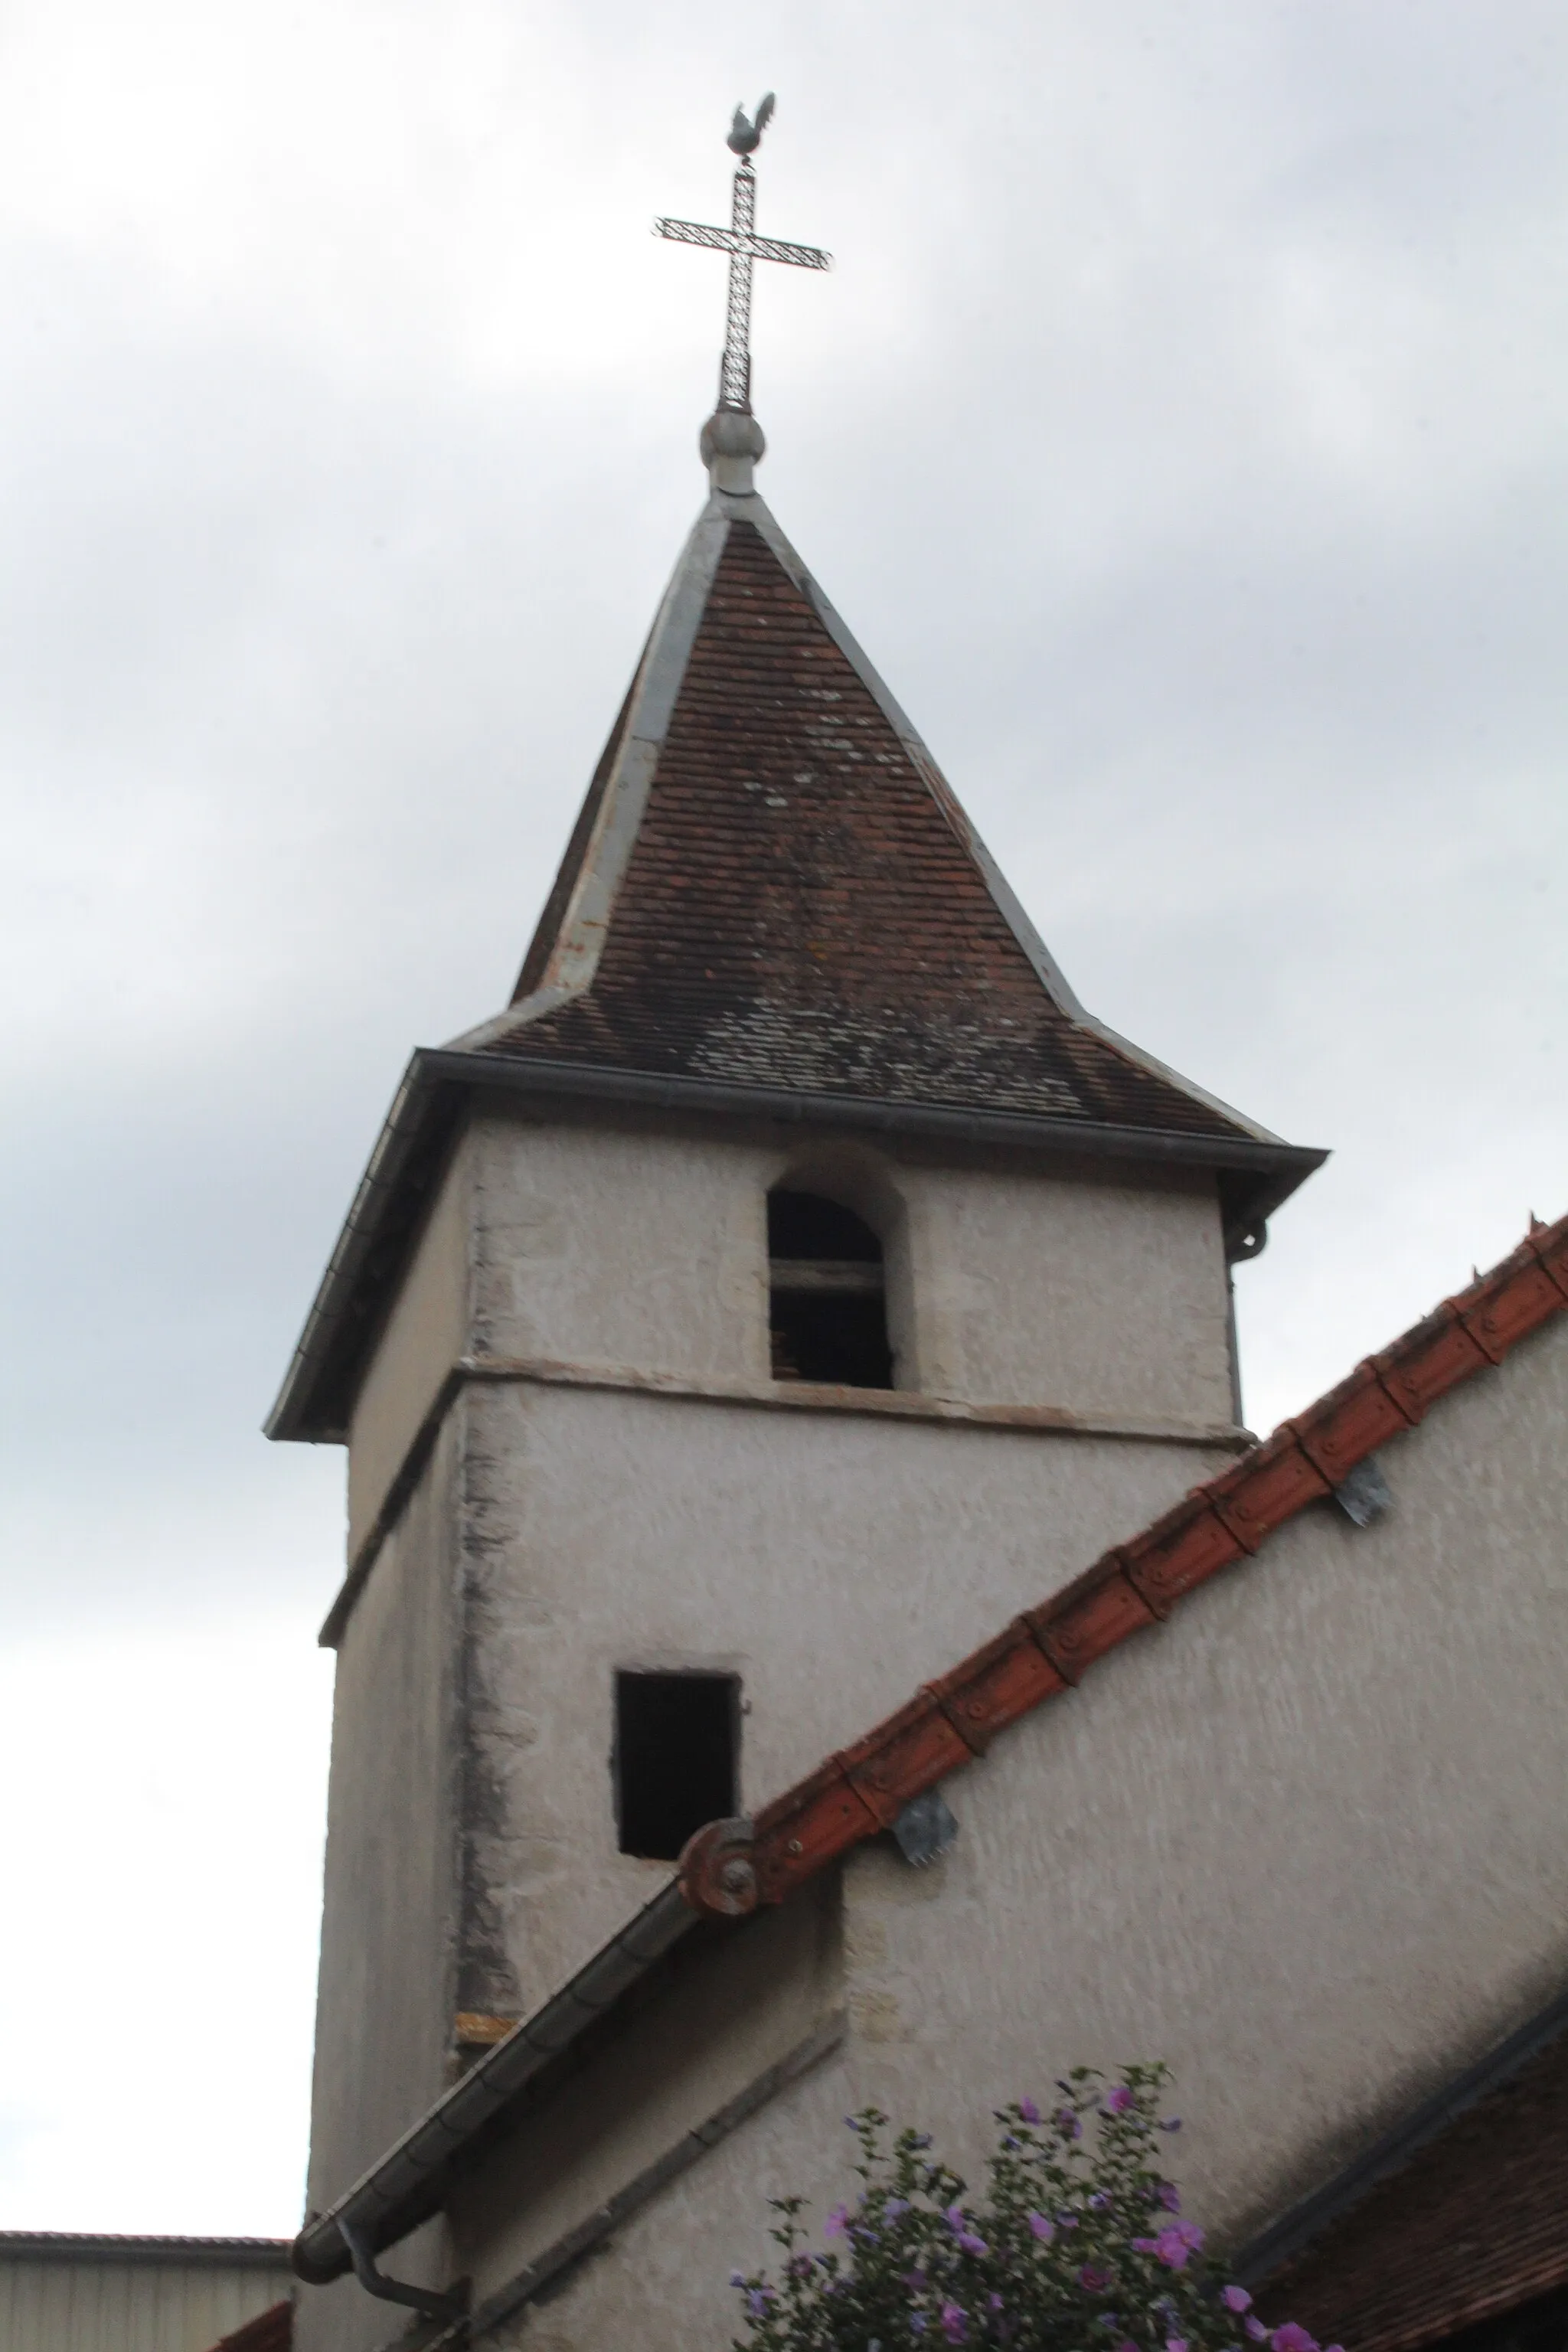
<box><xmin>1079</xmin><ymin>2265</ymin><xmax>1112</xmax><ymax>2293</ymax></box>
<box><xmin>904</xmin><ymin>2270</ymin><xmax>930</xmax><ymax>2291</ymax></box>
<box><xmin>1106</xmin><ymin>2084</ymin><xmax>1136</xmax><ymax>2113</ymax></box>
<box><xmin>989</xmin><ymin>2294</ymin><xmax>1005</xmax><ymax>2311</ymax></box>
<box><xmin>1167</xmin><ymin>2338</ymin><xmax>1189</xmax><ymax>2352</ymax></box>
<box><xmin>1019</xmin><ymin>2096</ymin><xmax>1042</xmax><ymax>2124</ymax></box>
<box><xmin>1090</xmin><ymin>2194</ymin><xmax>1109</xmax><ymax>2210</ymax></box>
<box><xmin>824</xmin><ymin>2203</ymin><xmax>851</xmax><ymax>2239</ymax></box>
<box><xmin>1114</xmin><ymin>2341</ymin><xmax>1141</xmax><ymax>2352</ymax></box>
<box><xmin>746</xmin><ymin>2287</ymin><xmax>773</xmax><ymax>2317</ymax></box>
<box><xmin>1027</xmin><ymin>2211</ymin><xmax>1055</xmax><ymax>2244</ymax></box>
<box><xmin>912</xmin><ymin>2320</ymin><xmax>927</xmax><ymax>2337</ymax></box>
<box><xmin>941</xmin><ymin>2300</ymin><xmax>969</xmax><ymax>2344</ymax></box>
<box><xmin>1158</xmin><ymin>2184</ymin><xmax>1182</xmax><ymax>2213</ymax></box>
<box><xmin>1271</xmin><ymin>2328</ymin><xmax>1319</xmax><ymax>2352</ymax></box>
<box><xmin>1159</xmin><ymin>2118</ymin><xmax>1183</xmax><ymax>2134</ymax></box>
<box><xmin>1223</xmin><ymin>2287</ymin><xmax>1253</xmax><ymax>2314</ymax></box>
<box><xmin>946</xmin><ymin>2203</ymin><xmax>988</xmax><ymax>2255</ymax></box>
<box><xmin>1057</xmin><ymin>2211</ymin><xmax>1080</xmax><ymax>2230</ymax></box>
<box><xmin>1148</xmin><ymin>2221</ymin><xmax>1205</xmax><ymax>2270</ymax></box>
<box><xmin>1055</xmin><ymin>2107</ymin><xmax>1084</xmax><ymax>2140</ymax></box>
<box><xmin>886</xmin><ymin>2198</ymin><xmax>910</xmax><ymax>2219</ymax></box>
<box><xmin>913</xmin><ymin>2132</ymin><xmax>934</xmax><ymax>2149</ymax></box>
<box><xmin>1245</xmin><ymin>2320</ymin><xmax>1269</xmax><ymax>2342</ymax></box>
<box><xmin>730</xmin><ymin>2271</ymin><xmax>746</xmax><ymax>2287</ymax></box>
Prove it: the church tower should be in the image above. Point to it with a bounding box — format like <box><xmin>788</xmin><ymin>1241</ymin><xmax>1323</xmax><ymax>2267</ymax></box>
<box><xmin>270</xmin><ymin>110</ymin><xmax>1321</xmax><ymax>2350</ymax></box>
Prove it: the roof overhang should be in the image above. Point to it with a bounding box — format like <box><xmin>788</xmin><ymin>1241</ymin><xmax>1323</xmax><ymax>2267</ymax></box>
<box><xmin>266</xmin><ymin>1046</ymin><xmax>1327</xmax><ymax>1444</ymax></box>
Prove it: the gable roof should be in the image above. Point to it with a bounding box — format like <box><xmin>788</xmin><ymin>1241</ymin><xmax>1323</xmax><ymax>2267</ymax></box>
<box><xmin>267</xmin><ymin>472</ymin><xmax>1325</xmax><ymax>1444</ymax></box>
<box><xmin>290</xmin><ymin>1205</ymin><xmax>1568</xmax><ymax>2288</ymax></box>
<box><xmin>1245</xmin><ymin>1990</ymin><xmax>1568</xmax><ymax>2352</ymax></box>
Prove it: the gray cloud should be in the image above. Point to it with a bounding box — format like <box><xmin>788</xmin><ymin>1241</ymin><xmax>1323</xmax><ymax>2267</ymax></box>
<box><xmin>1</xmin><ymin>0</ymin><xmax>1563</xmax><ymax>2226</ymax></box>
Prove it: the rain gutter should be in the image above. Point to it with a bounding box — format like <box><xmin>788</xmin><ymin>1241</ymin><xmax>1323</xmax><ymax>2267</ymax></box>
<box><xmin>291</xmin><ymin>1880</ymin><xmax>700</xmax><ymax>2288</ymax></box>
<box><xmin>266</xmin><ymin>1045</ymin><xmax>1327</xmax><ymax>1442</ymax></box>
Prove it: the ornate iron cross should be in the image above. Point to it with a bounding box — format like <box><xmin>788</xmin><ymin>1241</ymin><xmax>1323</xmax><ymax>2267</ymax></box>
<box><xmin>655</xmin><ymin>96</ymin><xmax>831</xmax><ymax>414</ymax></box>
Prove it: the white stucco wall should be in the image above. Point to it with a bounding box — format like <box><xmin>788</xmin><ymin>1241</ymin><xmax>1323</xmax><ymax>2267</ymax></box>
<box><xmin>463</xmin><ymin>1109</ymin><xmax>1234</xmax><ymax>1425</ymax></box>
<box><xmin>299</xmin><ymin>1423</ymin><xmax>464</xmax><ymax>2352</ymax></box>
<box><xmin>341</xmin><ymin>1106</ymin><xmax>1238</xmax><ymax>1558</ymax></box>
<box><xmin>347</xmin><ymin>1132</ymin><xmax>474</xmax><ymax>1558</ymax></box>
<box><xmin>302</xmin><ymin>1102</ymin><xmax>1250</xmax><ymax>2347</ymax></box>
<box><xmin>443</xmin><ymin>1309</ymin><xmax>1568</xmax><ymax>2352</ymax></box>
<box><xmin>457</xmin><ymin>1375</ymin><xmax>1230</xmax><ymax>2011</ymax></box>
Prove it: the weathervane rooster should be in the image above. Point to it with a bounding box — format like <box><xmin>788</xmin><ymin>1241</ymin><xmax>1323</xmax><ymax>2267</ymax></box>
<box><xmin>727</xmin><ymin>93</ymin><xmax>776</xmax><ymax>156</ymax></box>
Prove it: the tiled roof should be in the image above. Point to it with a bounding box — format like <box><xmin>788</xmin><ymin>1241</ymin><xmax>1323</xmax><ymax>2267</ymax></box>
<box><xmin>206</xmin><ymin>2302</ymin><xmax>292</xmax><ymax>2352</ymax></box>
<box><xmin>677</xmin><ymin>1209</ymin><xmax>1568</xmax><ymax>1916</ymax></box>
<box><xmin>1256</xmin><ymin>2018</ymin><xmax>1568</xmax><ymax>2352</ymax></box>
<box><xmin>270</xmin><ymin>484</ymin><xmax>1325</xmax><ymax>1446</ymax></box>
<box><xmin>0</xmin><ymin>2232</ymin><xmax>290</xmax><ymax>2264</ymax></box>
<box><xmin>484</xmin><ymin>512</ymin><xmax>1258</xmax><ymax>1140</ymax></box>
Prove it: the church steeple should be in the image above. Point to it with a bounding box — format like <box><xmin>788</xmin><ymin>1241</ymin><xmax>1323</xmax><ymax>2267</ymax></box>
<box><xmin>273</xmin><ymin>131</ymin><xmax>1331</xmax><ymax>2349</ymax></box>
<box><xmin>452</xmin><ymin>487</ymin><xmax>1267</xmax><ymax>1154</ymax></box>
<box><xmin>437</xmin><ymin>104</ymin><xmax>1295</xmax><ymax>1165</ymax></box>
<box><xmin>269</xmin><ymin>106</ymin><xmax>1323</xmax><ymax>1452</ymax></box>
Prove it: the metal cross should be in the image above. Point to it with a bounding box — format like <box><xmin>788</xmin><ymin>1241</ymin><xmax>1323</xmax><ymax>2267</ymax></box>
<box><xmin>654</xmin><ymin>96</ymin><xmax>831</xmax><ymax>414</ymax></box>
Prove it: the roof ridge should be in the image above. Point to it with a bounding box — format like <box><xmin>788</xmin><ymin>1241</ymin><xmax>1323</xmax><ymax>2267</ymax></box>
<box><xmin>677</xmin><ymin>1208</ymin><xmax>1568</xmax><ymax>1915</ymax></box>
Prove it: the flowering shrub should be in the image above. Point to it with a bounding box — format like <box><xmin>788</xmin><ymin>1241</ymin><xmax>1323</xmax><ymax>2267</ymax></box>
<box><xmin>729</xmin><ymin>2064</ymin><xmax>1340</xmax><ymax>2352</ymax></box>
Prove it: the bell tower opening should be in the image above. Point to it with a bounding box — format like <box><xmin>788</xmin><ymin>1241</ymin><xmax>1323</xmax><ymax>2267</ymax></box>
<box><xmin>767</xmin><ymin>1187</ymin><xmax>893</xmax><ymax>1390</ymax></box>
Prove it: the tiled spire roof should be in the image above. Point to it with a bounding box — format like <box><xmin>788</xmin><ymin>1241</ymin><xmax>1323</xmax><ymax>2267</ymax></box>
<box><xmin>455</xmin><ymin>474</ymin><xmax>1275</xmax><ymax>1147</ymax></box>
<box><xmin>269</xmin><ymin>447</ymin><xmax>1325</xmax><ymax>1446</ymax></box>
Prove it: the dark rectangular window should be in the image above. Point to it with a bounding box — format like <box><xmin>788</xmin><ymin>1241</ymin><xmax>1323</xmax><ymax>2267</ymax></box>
<box><xmin>767</xmin><ymin>1188</ymin><xmax>893</xmax><ymax>1389</ymax></box>
<box><xmin>614</xmin><ymin>1670</ymin><xmax>740</xmax><ymax>1861</ymax></box>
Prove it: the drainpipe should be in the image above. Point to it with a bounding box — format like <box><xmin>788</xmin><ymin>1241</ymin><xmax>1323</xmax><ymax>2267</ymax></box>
<box><xmin>1224</xmin><ymin>1217</ymin><xmax>1269</xmax><ymax>1429</ymax></box>
<box><xmin>338</xmin><ymin>2216</ymin><xmax>468</xmax><ymax>2325</ymax></box>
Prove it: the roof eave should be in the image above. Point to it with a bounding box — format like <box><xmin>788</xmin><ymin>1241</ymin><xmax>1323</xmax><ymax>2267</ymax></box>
<box><xmin>265</xmin><ymin>1045</ymin><xmax>1327</xmax><ymax>1444</ymax></box>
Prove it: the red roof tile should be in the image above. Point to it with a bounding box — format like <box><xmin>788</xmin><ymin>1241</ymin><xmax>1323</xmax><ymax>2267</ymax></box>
<box><xmin>1258</xmin><ymin>2023</ymin><xmax>1568</xmax><ymax>2352</ymax></box>
<box><xmin>206</xmin><ymin>2301</ymin><xmax>292</xmax><ymax>2352</ymax></box>
<box><xmin>678</xmin><ymin>1210</ymin><xmax>1568</xmax><ymax>1917</ymax></box>
<box><xmin>489</xmin><ymin>514</ymin><xmax>1258</xmax><ymax>1140</ymax></box>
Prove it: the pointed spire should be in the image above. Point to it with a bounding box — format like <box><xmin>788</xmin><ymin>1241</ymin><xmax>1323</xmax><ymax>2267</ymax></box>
<box><xmin>452</xmin><ymin>485</ymin><xmax>1280</xmax><ymax>1155</ymax></box>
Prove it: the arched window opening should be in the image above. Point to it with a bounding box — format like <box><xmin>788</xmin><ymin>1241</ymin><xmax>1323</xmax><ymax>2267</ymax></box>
<box><xmin>768</xmin><ymin>1189</ymin><xmax>893</xmax><ymax>1389</ymax></box>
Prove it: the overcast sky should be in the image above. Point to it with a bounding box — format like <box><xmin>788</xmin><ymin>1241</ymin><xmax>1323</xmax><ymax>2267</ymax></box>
<box><xmin>1</xmin><ymin>0</ymin><xmax>1563</xmax><ymax>2238</ymax></box>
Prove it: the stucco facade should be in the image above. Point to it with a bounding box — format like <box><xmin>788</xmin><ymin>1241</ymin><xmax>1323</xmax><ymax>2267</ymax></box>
<box><xmin>297</xmin><ymin>1099</ymin><xmax>1250</xmax><ymax>2352</ymax></box>
<box><xmin>432</xmin><ymin>1306</ymin><xmax>1568</xmax><ymax>2352</ymax></box>
<box><xmin>277</xmin><ymin>407</ymin><xmax>1331</xmax><ymax>2352</ymax></box>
